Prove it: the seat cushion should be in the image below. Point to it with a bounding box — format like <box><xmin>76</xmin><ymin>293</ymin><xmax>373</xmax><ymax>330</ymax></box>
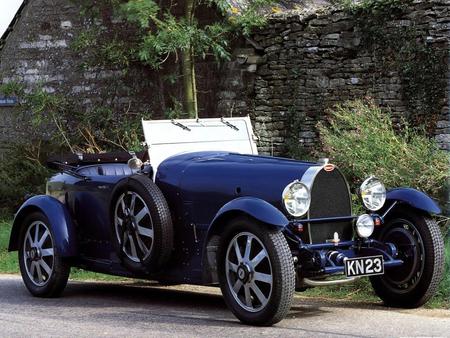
<box><xmin>76</xmin><ymin>164</ymin><xmax>137</xmax><ymax>176</ymax></box>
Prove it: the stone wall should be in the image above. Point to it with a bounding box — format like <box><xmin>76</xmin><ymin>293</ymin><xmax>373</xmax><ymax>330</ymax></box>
<box><xmin>216</xmin><ymin>0</ymin><xmax>450</xmax><ymax>155</ymax></box>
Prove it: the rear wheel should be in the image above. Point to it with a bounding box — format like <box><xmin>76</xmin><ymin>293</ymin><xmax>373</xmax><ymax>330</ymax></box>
<box><xmin>18</xmin><ymin>212</ymin><xmax>70</xmax><ymax>297</ymax></box>
<box><xmin>218</xmin><ymin>217</ymin><xmax>295</xmax><ymax>326</ymax></box>
<box><xmin>370</xmin><ymin>207</ymin><xmax>444</xmax><ymax>308</ymax></box>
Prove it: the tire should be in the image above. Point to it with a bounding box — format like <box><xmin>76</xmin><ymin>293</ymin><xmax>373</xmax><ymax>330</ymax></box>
<box><xmin>370</xmin><ymin>206</ymin><xmax>444</xmax><ymax>308</ymax></box>
<box><xmin>18</xmin><ymin>212</ymin><xmax>70</xmax><ymax>297</ymax></box>
<box><xmin>218</xmin><ymin>216</ymin><xmax>295</xmax><ymax>326</ymax></box>
<box><xmin>112</xmin><ymin>174</ymin><xmax>173</xmax><ymax>273</ymax></box>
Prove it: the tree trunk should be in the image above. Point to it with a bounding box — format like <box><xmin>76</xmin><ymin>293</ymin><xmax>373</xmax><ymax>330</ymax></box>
<box><xmin>181</xmin><ymin>0</ymin><xmax>198</xmax><ymax>119</ymax></box>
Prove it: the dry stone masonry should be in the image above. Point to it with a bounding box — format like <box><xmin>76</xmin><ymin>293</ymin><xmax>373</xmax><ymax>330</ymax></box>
<box><xmin>217</xmin><ymin>0</ymin><xmax>450</xmax><ymax>155</ymax></box>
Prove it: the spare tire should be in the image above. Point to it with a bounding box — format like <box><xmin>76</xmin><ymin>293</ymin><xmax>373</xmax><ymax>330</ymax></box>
<box><xmin>111</xmin><ymin>174</ymin><xmax>173</xmax><ymax>273</ymax></box>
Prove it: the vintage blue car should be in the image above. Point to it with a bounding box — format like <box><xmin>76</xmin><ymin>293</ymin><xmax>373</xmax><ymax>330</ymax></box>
<box><xmin>8</xmin><ymin>117</ymin><xmax>445</xmax><ymax>326</ymax></box>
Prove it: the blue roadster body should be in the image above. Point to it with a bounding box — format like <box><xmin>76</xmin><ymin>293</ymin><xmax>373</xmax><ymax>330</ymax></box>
<box><xmin>9</xmin><ymin>149</ymin><xmax>445</xmax><ymax>325</ymax></box>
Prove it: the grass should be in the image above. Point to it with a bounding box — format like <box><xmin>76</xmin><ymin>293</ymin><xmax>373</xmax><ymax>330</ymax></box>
<box><xmin>1</xmin><ymin>217</ymin><xmax>449</xmax><ymax>308</ymax></box>
<box><xmin>0</xmin><ymin>219</ymin><xmax>18</xmax><ymax>273</ymax></box>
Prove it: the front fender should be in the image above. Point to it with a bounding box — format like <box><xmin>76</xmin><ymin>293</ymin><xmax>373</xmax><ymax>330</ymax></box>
<box><xmin>384</xmin><ymin>188</ymin><xmax>441</xmax><ymax>215</ymax></box>
<box><xmin>209</xmin><ymin>197</ymin><xmax>289</xmax><ymax>231</ymax></box>
<box><xmin>9</xmin><ymin>195</ymin><xmax>77</xmax><ymax>257</ymax></box>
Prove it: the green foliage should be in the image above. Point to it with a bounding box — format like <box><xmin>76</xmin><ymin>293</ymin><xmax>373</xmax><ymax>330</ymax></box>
<box><xmin>117</xmin><ymin>0</ymin><xmax>273</xmax><ymax>68</ymax></box>
<box><xmin>317</xmin><ymin>99</ymin><xmax>449</xmax><ymax>200</ymax></box>
<box><xmin>72</xmin><ymin>29</ymin><xmax>135</xmax><ymax>69</ymax></box>
<box><xmin>72</xmin><ymin>0</ymin><xmax>274</xmax><ymax>118</ymax></box>
<box><xmin>0</xmin><ymin>81</ymin><xmax>149</xmax><ymax>210</ymax></box>
<box><xmin>1</xmin><ymin>82</ymin><xmax>147</xmax><ymax>153</ymax></box>
<box><xmin>0</xmin><ymin>143</ymin><xmax>51</xmax><ymax>213</ymax></box>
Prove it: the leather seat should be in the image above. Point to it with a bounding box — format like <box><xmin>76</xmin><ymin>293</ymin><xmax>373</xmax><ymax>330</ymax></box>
<box><xmin>77</xmin><ymin>164</ymin><xmax>137</xmax><ymax>176</ymax></box>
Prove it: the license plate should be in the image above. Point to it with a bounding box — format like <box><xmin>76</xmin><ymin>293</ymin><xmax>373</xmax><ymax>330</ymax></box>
<box><xmin>344</xmin><ymin>255</ymin><xmax>384</xmax><ymax>277</ymax></box>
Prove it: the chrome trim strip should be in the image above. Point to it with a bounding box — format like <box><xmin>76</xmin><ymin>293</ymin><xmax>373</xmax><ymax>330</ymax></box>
<box><xmin>300</xmin><ymin>165</ymin><xmax>324</xmax><ymax>244</ymax></box>
<box><xmin>301</xmin><ymin>166</ymin><xmax>324</xmax><ymax>191</ymax></box>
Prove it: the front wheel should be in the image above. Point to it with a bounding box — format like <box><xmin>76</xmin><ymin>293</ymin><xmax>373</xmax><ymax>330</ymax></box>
<box><xmin>218</xmin><ymin>217</ymin><xmax>295</xmax><ymax>326</ymax></box>
<box><xmin>18</xmin><ymin>212</ymin><xmax>70</xmax><ymax>297</ymax></box>
<box><xmin>370</xmin><ymin>207</ymin><xmax>444</xmax><ymax>308</ymax></box>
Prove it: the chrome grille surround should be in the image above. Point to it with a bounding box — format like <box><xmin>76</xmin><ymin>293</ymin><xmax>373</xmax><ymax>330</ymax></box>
<box><xmin>302</xmin><ymin>166</ymin><xmax>353</xmax><ymax>244</ymax></box>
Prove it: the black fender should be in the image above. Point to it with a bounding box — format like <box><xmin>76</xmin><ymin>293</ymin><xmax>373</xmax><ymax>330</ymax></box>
<box><xmin>382</xmin><ymin>188</ymin><xmax>441</xmax><ymax>217</ymax></box>
<box><xmin>9</xmin><ymin>195</ymin><xmax>77</xmax><ymax>257</ymax></box>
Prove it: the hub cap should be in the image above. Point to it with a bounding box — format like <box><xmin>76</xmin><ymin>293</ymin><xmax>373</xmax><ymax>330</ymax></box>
<box><xmin>23</xmin><ymin>221</ymin><xmax>54</xmax><ymax>287</ymax></box>
<box><xmin>225</xmin><ymin>232</ymin><xmax>273</xmax><ymax>312</ymax></box>
<box><xmin>114</xmin><ymin>191</ymin><xmax>154</xmax><ymax>263</ymax></box>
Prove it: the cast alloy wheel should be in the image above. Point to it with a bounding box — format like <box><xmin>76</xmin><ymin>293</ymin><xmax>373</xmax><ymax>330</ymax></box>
<box><xmin>23</xmin><ymin>221</ymin><xmax>55</xmax><ymax>286</ymax></box>
<box><xmin>218</xmin><ymin>216</ymin><xmax>295</xmax><ymax>326</ymax></box>
<box><xmin>18</xmin><ymin>212</ymin><xmax>70</xmax><ymax>298</ymax></box>
<box><xmin>114</xmin><ymin>191</ymin><xmax>154</xmax><ymax>263</ymax></box>
<box><xmin>225</xmin><ymin>232</ymin><xmax>273</xmax><ymax>312</ymax></box>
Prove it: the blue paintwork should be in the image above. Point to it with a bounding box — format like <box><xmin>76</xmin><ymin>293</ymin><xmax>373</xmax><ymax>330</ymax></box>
<box><xmin>9</xmin><ymin>151</ymin><xmax>439</xmax><ymax>285</ymax></box>
<box><xmin>210</xmin><ymin>197</ymin><xmax>289</xmax><ymax>230</ymax></box>
<box><xmin>386</xmin><ymin>188</ymin><xmax>441</xmax><ymax>215</ymax></box>
<box><xmin>10</xmin><ymin>195</ymin><xmax>77</xmax><ymax>256</ymax></box>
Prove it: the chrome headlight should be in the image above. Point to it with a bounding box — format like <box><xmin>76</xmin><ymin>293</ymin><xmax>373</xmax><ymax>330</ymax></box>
<box><xmin>356</xmin><ymin>214</ymin><xmax>375</xmax><ymax>238</ymax></box>
<box><xmin>360</xmin><ymin>177</ymin><xmax>386</xmax><ymax>211</ymax></box>
<box><xmin>282</xmin><ymin>181</ymin><xmax>311</xmax><ymax>217</ymax></box>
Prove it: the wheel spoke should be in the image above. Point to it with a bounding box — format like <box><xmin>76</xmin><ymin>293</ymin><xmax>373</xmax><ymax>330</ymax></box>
<box><xmin>34</xmin><ymin>223</ymin><xmax>40</xmax><ymax>245</ymax></box>
<box><xmin>120</xmin><ymin>198</ymin><xmax>127</xmax><ymax>215</ymax></box>
<box><xmin>227</xmin><ymin>261</ymin><xmax>238</xmax><ymax>273</ymax></box>
<box><xmin>130</xmin><ymin>193</ymin><xmax>136</xmax><ymax>214</ymax></box>
<box><xmin>250</xmin><ymin>249</ymin><xmax>267</xmax><ymax>267</ymax></box>
<box><xmin>39</xmin><ymin>260</ymin><xmax>52</xmax><ymax>275</ymax></box>
<box><xmin>38</xmin><ymin>230</ymin><xmax>49</xmax><ymax>248</ymax></box>
<box><xmin>116</xmin><ymin>217</ymin><xmax>123</xmax><ymax>226</ymax></box>
<box><xmin>244</xmin><ymin>236</ymin><xmax>252</xmax><ymax>261</ymax></box>
<box><xmin>137</xmin><ymin>225</ymin><xmax>153</xmax><ymax>238</ymax></box>
<box><xmin>128</xmin><ymin>234</ymin><xmax>138</xmax><ymax>258</ymax></box>
<box><xmin>244</xmin><ymin>284</ymin><xmax>252</xmax><ymax>307</ymax></box>
<box><xmin>135</xmin><ymin>207</ymin><xmax>149</xmax><ymax>224</ymax></box>
<box><xmin>234</xmin><ymin>241</ymin><xmax>243</xmax><ymax>263</ymax></box>
<box><xmin>135</xmin><ymin>235</ymin><xmax>149</xmax><ymax>255</ymax></box>
<box><xmin>233</xmin><ymin>279</ymin><xmax>243</xmax><ymax>293</ymax></box>
<box><xmin>36</xmin><ymin>263</ymin><xmax>44</xmax><ymax>283</ymax></box>
<box><xmin>121</xmin><ymin>231</ymin><xmax>128</xmax><ymax>252</ymax></box>
<box><xmin>27</xmin><ymin>233</ymin><xmax>34</xmax><ymax>247</ymax></box>
<box><xmin>30</xmin><ymin>261</ymin><xmax>36</xmax><ymax>277</ymax></box>
<box><xmin>254</xmin><ymin>272</ymin><xmax>273</xmax><ymax>285</ymax></box>
<box><xmin>250</xmin><ymin>282</ymin><xmax>268</xmax><ymax>305</ymax></box>
<box><xmin>41</xmin><ymin>248</ymin><xmax>54</xmax><ymax>257</ymax></box>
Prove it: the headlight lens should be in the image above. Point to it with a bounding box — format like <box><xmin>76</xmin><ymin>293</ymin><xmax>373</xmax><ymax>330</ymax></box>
<box><xmin>282</xmin><ymin>181</ymin><xmax>311</xmax><ymax>217</ymax></box>
<box><xmin>360</xmin><ymin>177</ymin><xmax>386</xmax><ymax>211</ymax></box>
<box><xmin>356</xmin><ymin>214</ymin><xmax>375</xmax><ymax>238</ymax></box>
